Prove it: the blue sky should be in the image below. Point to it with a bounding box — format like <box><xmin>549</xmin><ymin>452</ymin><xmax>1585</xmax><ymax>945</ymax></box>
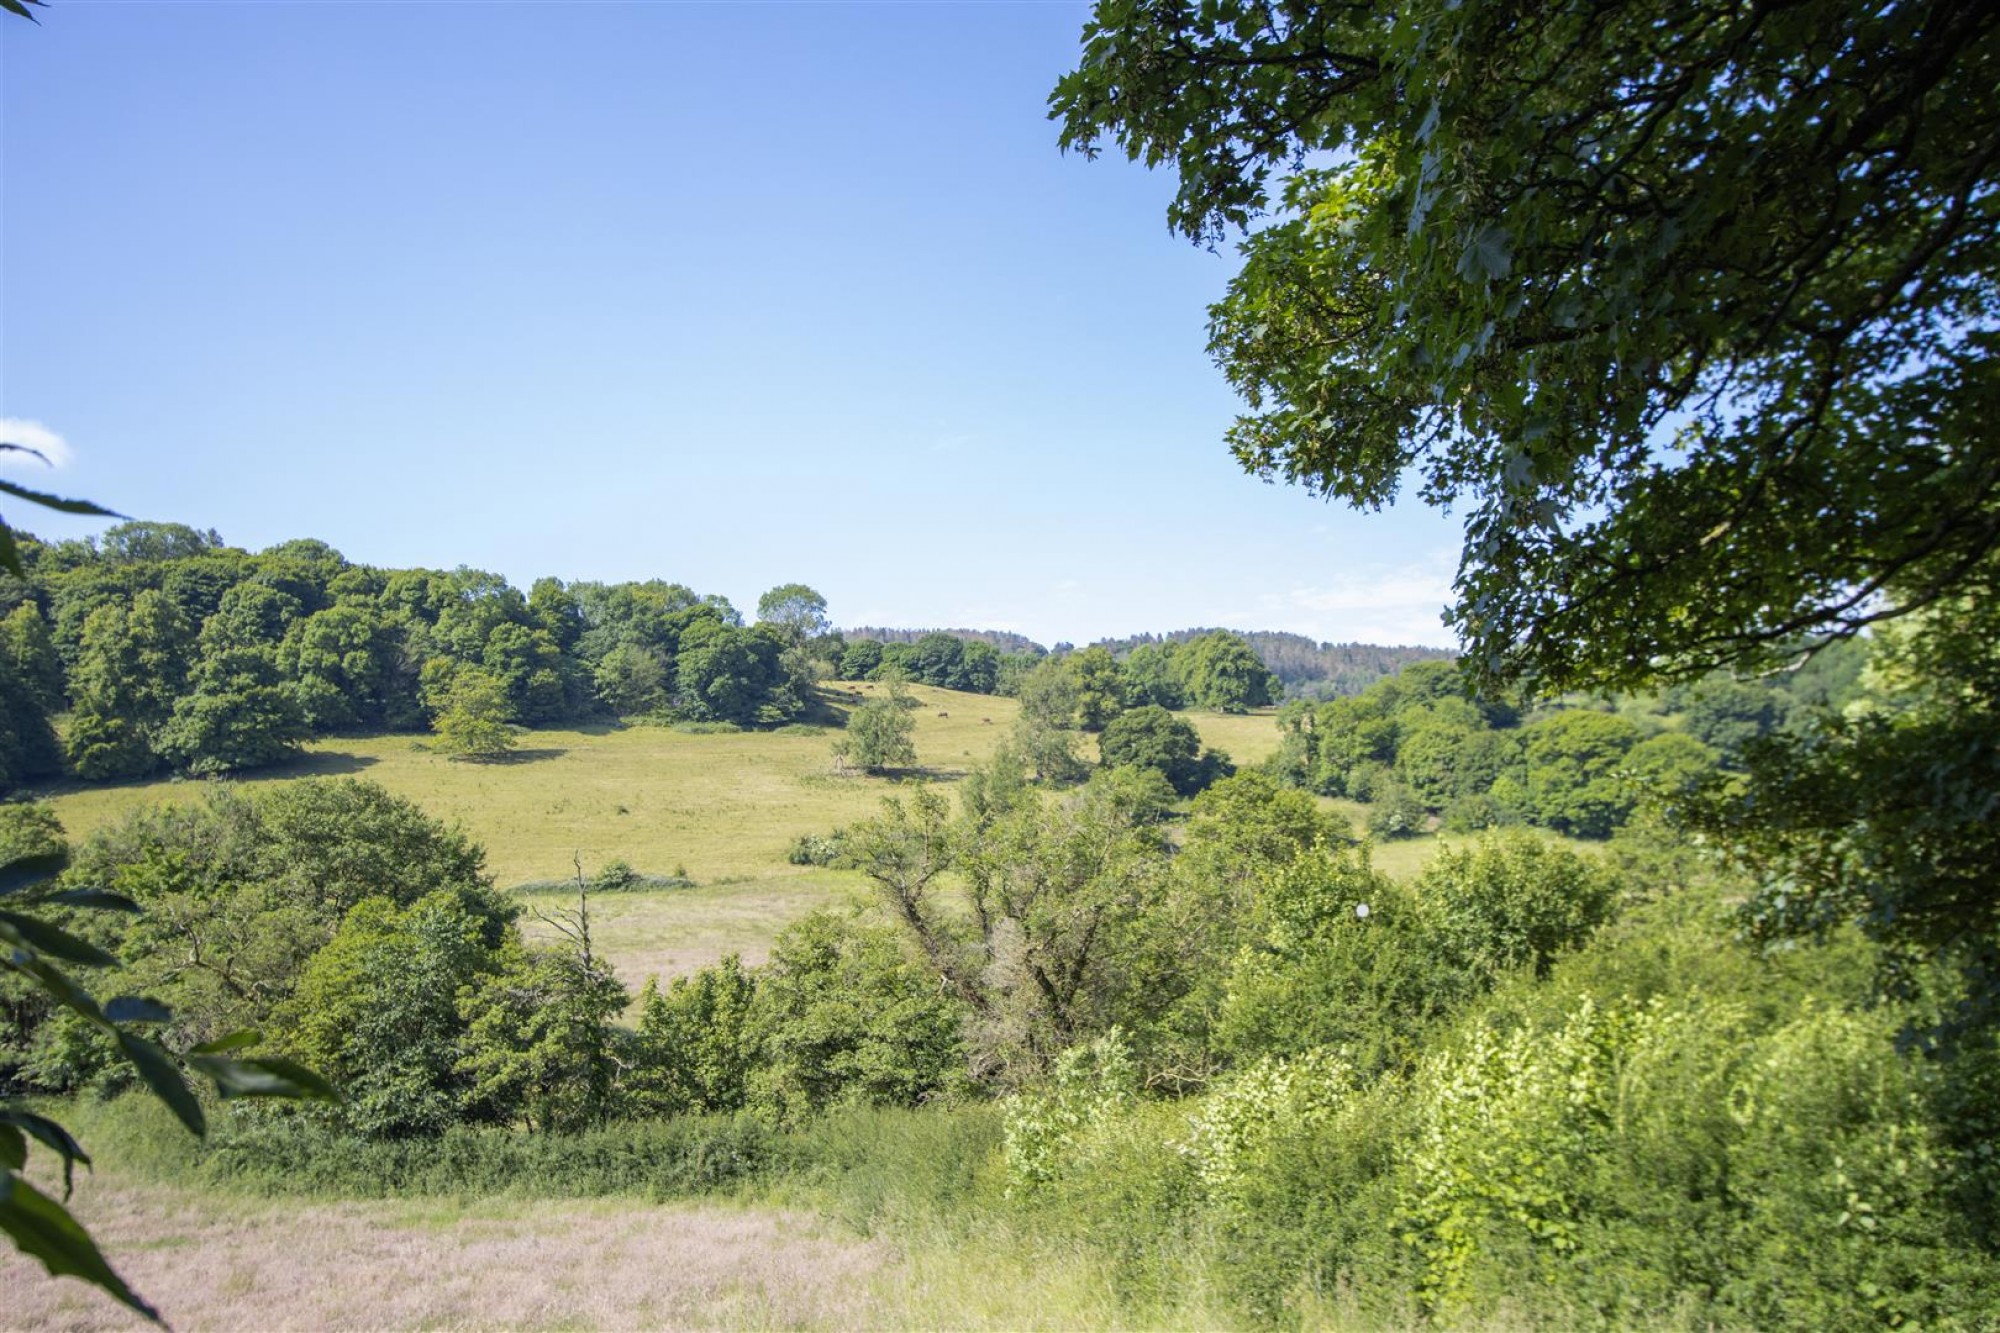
<box><xmin>1</xmin><ymin>0</ymin><xmax>1463</xmax><ymax>647</ymax></box>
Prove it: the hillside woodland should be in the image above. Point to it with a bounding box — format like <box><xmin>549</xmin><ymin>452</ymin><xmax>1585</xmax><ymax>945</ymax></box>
<box><xmin>0</xmin><ymin>524</ymin><xmax>1433</xmax><ymax>788</ymax></box>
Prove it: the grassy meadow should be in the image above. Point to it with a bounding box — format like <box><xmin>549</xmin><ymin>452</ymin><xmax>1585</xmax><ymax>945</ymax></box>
<box><xmin>31</xmin><ymin>684</ymin><xmax>1304</xmax><ymax>987</ymax></box>
<box><xmin>3</xmin><ymin>1097</ymin><xmax>1238</xmax><ymax>1332</ymax></box>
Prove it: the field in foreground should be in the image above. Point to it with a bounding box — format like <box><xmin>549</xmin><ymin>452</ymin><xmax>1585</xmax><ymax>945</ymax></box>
<box><xmin>3</xmin><ymin>1098</ymin><xmax>1252</xmax><ymax>1333</ymax></box>
<box><xmin>1</xmin><ymin>1168</ymin><xmax>890</xmax><ymax>1332</ymax></box>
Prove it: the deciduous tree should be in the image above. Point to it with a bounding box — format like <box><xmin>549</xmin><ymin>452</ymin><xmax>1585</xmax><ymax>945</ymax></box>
<box><xmin>431</xmin><ymin>667</ymin><xmax>517</xmax><ymax>761</ymax></box>
<box><xmin>835</xmin><ymin>684</ymin><xmax>918</xmax><ymax>775</ymax></box>
<box><xmin>1055</xmin><ymin>0</ymin><xmax>2000</xmax><ymax>691</ymax></box>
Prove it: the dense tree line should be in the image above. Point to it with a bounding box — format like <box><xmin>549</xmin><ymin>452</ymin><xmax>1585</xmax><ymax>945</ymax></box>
<box><xmin>824</xmin><ymin>628</ymin><xmax>1285</xmax><ymax>712</ymax></box>
<box><xmin>1090</xmin><ymin>629</ymin><xmax>1452</xmax><ymax>700</ymax></box>
<box><xmin>825</xmin><ymin>631</ymin><xmax>1016</xmax><ymax>695</ymax></box>
<box><xmin>830</xmin><ymin>625</ymin><xmax>1442</xmax><ymax>703</ymax></box>
<box><xmin>0</xmin><ymin>523</ymin><xmax>835</xmax><ymax>786</ymax></box>
<box><xmin>839</xmin><ymin>625</ymin><xmax>1045</xmax><ymax>657</ymax></box>
<box><xmin>1268</xmin><ymin>648</ymin><xmax>1869</xmax><ymax>840</ymax></box>
<box><xmin>0</xmin><ymin>526</ymin><xmax>1403</xmax><ymax>789</ymax></box>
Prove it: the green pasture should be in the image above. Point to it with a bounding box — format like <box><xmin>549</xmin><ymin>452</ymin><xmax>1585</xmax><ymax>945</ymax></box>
<box><xmin>31</xmin><ymin>686</ymin><xmax>1291</xmax><ymax>989</ymax></box>
<box><xmin>37</xmin><ymin>684</ymin><xmax>1027</xmax><ymax>884</ymax></box>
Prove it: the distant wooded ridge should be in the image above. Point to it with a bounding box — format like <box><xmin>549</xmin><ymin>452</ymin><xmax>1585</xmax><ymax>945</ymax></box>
<box><xmin>842</xmin><ymin>626</ymin><xmax>1455</xmax><ymax>698</ymax></box>
<box><xmin>0</xmin><ymin>517</ymin><xmax>1464</xmax><ymax>796</ymax></box>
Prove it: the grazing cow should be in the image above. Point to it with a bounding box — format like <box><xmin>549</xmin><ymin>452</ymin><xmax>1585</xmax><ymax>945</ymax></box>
<box><xmin>937</xmin><ymin>710</ymin><xmax>950</xmax><ymax>718</ymax></box>
<box><xmin>981</xmin><ymin>718</ymin><xmax>992</xmax><ymax>725</ymax></box>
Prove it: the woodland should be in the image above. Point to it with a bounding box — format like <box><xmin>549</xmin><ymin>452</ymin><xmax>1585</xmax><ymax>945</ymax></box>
<box><xmin>4</xmin><ymin>0</ymin><xmax>1999</xmax><ymax>1327</ymax></box>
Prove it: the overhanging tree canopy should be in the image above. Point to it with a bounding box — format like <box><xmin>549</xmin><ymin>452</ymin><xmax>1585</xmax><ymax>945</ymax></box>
<box><xmin>1053</xmin><ymin>0</ymin><xmax>2000</xmax><ymax>692</ymax></box>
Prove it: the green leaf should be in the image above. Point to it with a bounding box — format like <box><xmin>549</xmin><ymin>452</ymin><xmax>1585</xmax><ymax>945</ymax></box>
<box><xmin>0</xmin><ymin>1125</ymin><xmax>23</xmax><ymax>1172</ymax></box>
<box><xmin>189</xmin><ymin>1054</ymin><xmax>341</xmax><ymax>1103</ymax></box>
<box><xmin>1456</xmin><ymin>225</ymin><xmax>1512</xmax><ymax>284</ymax></box>
<box><xmin>46</xmin><ymin>888</ymin><xmax>142</xmax><ymax>914</ymax></box>
<box><xmin>0</xmin><ymin>478</ymin><xmax>121</xmax><ymax>518</ymax></box>
<box><xmin>189</xmin><ymin>1029</ymin><xmax>261</xmax><ymax>1055</ymax></box>
<box><xmin>0</xmin><ymin>851</ymin><xmax>71</xmax><ymax>897</ymax></box>
<box><xmin>0</xmin><ymin>912</ymin><xmax>120</xmax><ymax>968</ymax></box>
<box><xmin>5</xmin><ymin>955</ymin><xmax>109</xmax><ymax>1026</ymax></box>
<box><xmin>0</xmin><ymin>1109</ymin><xmax>93</xmax><ymax>1200</ymax></box>
<box><xmin>103</xmin><ymin>996</ymin><xmax>173</xmax><ymax>1025</ymax></box>
<box><xmin>0</xmin><ymin>1173</ymin><xmax>161</xmax><ymax>1323</ymax></box>
<box><xmin>116</xmin><ymin>1032</ymin><xmax>206</xmax><ymax>1136</ymax></box>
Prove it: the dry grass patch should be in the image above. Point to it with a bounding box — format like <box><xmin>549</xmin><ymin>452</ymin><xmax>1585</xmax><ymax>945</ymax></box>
<box><xmin>1176</xmin><ymin>707</ymin><xmax>1285</xmax><ymax>766</ymax></box>
<box><xmin>2</xmin><ymin>1172</ymin><xmax>890</xmax><ymax>1332</ymax></box>
<box><xmin>517</xmin><ymin>872</ymin><xmax>873</xmax><ymax>988</ymax></box>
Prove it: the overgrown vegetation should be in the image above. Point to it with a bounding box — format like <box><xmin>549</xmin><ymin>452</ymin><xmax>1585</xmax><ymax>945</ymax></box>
<box><xmin>36</xmin><ymin>682</ymin><xmax>1999</xmax><ymax>1325</ymax></box>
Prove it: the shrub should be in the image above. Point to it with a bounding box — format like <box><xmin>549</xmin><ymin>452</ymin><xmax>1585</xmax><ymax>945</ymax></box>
<box><xmin>1397</xmin><ymin>992</ymin><xmax>1999</xmax><ymax>1328</ymax></box>
<box><xmin>1216</xmin><ymin>851</ymin><xmax>1467</xmax><ymax>1073</ymax></box>
<box><xmin>1001</xmin><ymin>1027</ymin><xmax>1138</xmax><ymax>1192</ymax></box>
<box><xmin>1418</xmin><ymin>830</ymin><xmax>1621</xmax><ymax>982</ymax></box>
<box><xmin>1365</xmin><ymin>781</ymin><xmax>1429</xmax><ymax>839</ymax></box>
<box><xmin>1177</xmin><ymin>1047</ymin><xmax>1353</xmax><ymax>1218</ymax></box>
<box><xmin>1098</xmin><ymin>705</ymin><xmax>1232</xmax><ymax>796</ymax></box>
<box><xmin>833</xmin><ymin>693</ymin><xmax>916</xmax><ymax>773</ymax></box>
<box><xmin>1440</xmin><ymin>791</ymin><xmax>1511</xmax><ymax>833</ymax></box>
<box><xmin>628</xmin><ymin>956</ymin><xmax>758</xmax><ymax>1117</ymax></box>
<box><xmin>194</xmin><ymin>1108</ymin><xmax>785</xmax><ymax>1200</ymax></box>
<box><xmin>589</xmin><ymin>858</ymin><xmax>640</xmax><ymax>893</ymax></box>
<box><xmin>786</xmin><ymin>830</ymin><xmax>847</xmax><ymax>867</ymax></box>
<box><xmin>749</xmin><ymin>911</ymin><xmax>971</xmax><ymax>1121</ymax></box>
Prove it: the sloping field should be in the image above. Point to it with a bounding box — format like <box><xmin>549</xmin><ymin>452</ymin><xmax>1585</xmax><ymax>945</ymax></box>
<box><xmin>34</xmin><ymin>688</ymin><xmax>1282</xmax><ymax>887</ymax></box>
<box><xmin>31</xmin><ymin>688</ymin><xmax>1284</xmax><ymax>988</ymax></box>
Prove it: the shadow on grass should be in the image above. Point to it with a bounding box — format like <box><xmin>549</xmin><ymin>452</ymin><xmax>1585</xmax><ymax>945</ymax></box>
<box><xmin>24</xmin><ymin>747</ymin><xmax>382</xmax><ymax>799</ymax></box>
<box><xmin>272</xmin><ymin>750</ymin><xmax>383</xmax><ymax>777</ymax></box>
<box><xmin>859</xmin><ymin>766</ymin><xmax>966</xmax><ymax>783</ymax></box>
<box><xmin>802</xmin><ymin>693</ymin><xmax>860</xmax><ymax>727</ymax></box>
<box><xmin>446</xmin><ymin>747</ymin><xmax>569</xmax><ymax>765</ymax></box>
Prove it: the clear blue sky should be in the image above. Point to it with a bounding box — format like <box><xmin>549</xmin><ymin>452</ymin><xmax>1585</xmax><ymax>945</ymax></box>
<box><xmin>1</xmin><ymin>0</ymin><xmax>1462</xmax><ymax>647</ymax></box>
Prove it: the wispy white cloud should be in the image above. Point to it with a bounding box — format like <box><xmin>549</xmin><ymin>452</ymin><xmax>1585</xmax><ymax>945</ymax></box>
<box><xmin>0</xmin><ymin>419</ymin><xmax>74</xmax><ymax>470</ymax></box>
<box><xmin>1246</xmin><ymin>549</ymin><xmax>1460</xmax><ymax>647</ymax></box>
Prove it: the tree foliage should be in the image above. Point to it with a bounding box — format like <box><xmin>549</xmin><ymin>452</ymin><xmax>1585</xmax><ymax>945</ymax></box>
<box><xmin>430</xmin><ymin>668</ymin><xmax>517</xmax><ymax>761</ymax></box>
<box><xmin>277</xmin><ymin>892</ymin><xmax>499</xmax><ymax>1137</ymax></box>
<box><xmin>1056</xmin><ymin>0</ymin><xmax>2000</xmax><ymax>693</ymax></box>
<box><xmin>1097</xmin><ymin>705</ymin><xmax>1232</xmax><ymax>796</ymax></box>
<box><xmin>835</xmin><ymin>682</ymin><xmax>919</xmax><ymax>774</ymax></box>
<box><xmin>1173</xmin><ymin>631</ymin><xmax>1278</xmax><ymax>712</ymax></box>
<box><xmin>754</xmin><ymin>583</ymin><xmax>829</xmax><ymax>646</ymax></box>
